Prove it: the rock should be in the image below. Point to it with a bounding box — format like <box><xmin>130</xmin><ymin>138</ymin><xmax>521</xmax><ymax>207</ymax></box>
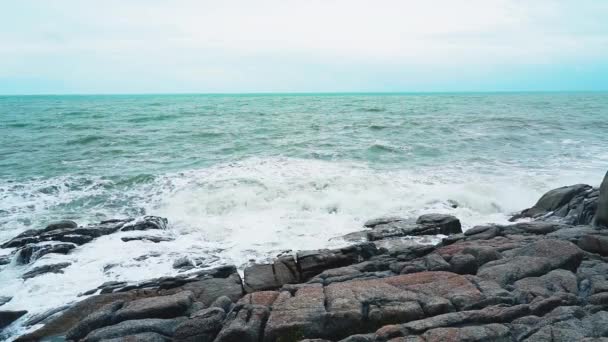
<box><xmin>121</xmin><ymin>216</ymin><xmax>168</xmax><ymax>231</ymax></box>
<box><xmin>15</xmin><ymin>291</ymin><xmax>142</xmax><ymax>341</ymax></box>
<box><xmin>477</xmin><ymin>256</ymin><xmax>553</xmax><ymax>287</ymax></box>
<box><xmin>173</xmin><ymin>307</ymin><xmax>225</xmax><ymax>342</ymax></box>
<box><xmin>512</xmin><ymin>184</ymin><xmax>592</xmax><ymax>220</ymax></box>
<box><xmin>81</xmin><ymin>317</ymin><xmax>186</xmax><ymax>342</ymax></box>
<box><xmin>0</xmin><ymin>310</ymin><xmax>27</xmax><ymax>329</ymax></box>
<box><xmin>16</xmin><ymin>242</ymin><xmax>75</xmax><ymax>264</ymax></box>
<box><xmin>297</xmin><ymin>243</ymin><xmax>379</xmax><ymax>281</ymax></box>
<box><xmin>0</xmin><ymin>296</ymin><xmax>11</xmax><ymax>307</ymax></box>
<box><xmin>368</xmin><ymin>215</ymin><xmax>462</xmax><ymax>241</ymax></box>
<box><xmin>122</xmin><ymin>236</ymin><xmax>174</xmax><ymax>243</ymax></box>
<box><xmin>22</xmin><ymin>262</ymin><xmax>71</xmax><ymax>280</ymax></box>
<box><xmin>422</xmin><ymin>323</ymin><xmax>511</xmax><ymax>341</ymax></box>
<box><xmin>513</xmin><ymin>239</ymin><xmax>583</xmax><ymax>271</ymax></box>
<box><xmin>364</xmin><ymin>217</ymin><xmax>408</xmax><ymax>228</ymax></box>
<box><xmin>216</xmin><ymin>297</ymin><xmax>271</xmax><ymax>342</ymax></box>
<box><xmin>43</xmin><ymin>220</ymin><xmax>78</xmax><ymax>232</ymax></box>
<box><xmin>416</xmin><ymin>214</ymin><xmax>462</xmax><ymax>235</ymax></box>
<box><xmin>172</xmin><ymin>257</ymin><xmax>194</xmax><ymax>269</ymax></box>
<box><xmin>449</xmin><ymin>253</ymin><xmax>478</xmax><ymax>274</ymax></box>
<box><xmin>66</xmin><ymin>301</ymin><xmax>125</xmax><ymax>341</ymax></box>
<box><xmin>1</xmin><ymin>217</ymin><xmax>165</xmax><ymax>250</ymax></box>
<box><xmin>101</xmin><ymin>332</ymin><xmax>169</xmax><ymax>342</ymax></box>
<box><xmin>23</xmin><ymin>305</ymin><xmax>70</xmax><ymax>326</ymax></box>
<box><xmin>244</xmin><ymin>255</ymin><xmax>299</xmax><ymax>292</ymax></box>
<box><xmin>578</xmin><ymin>234</ymin><xmax>608</xmax><ymax>256</ymax></box>
<box><xmin>595</xmin><ymin>171</ymin><xmax>608</xmax><ymax>227</ymax></box>
<box><xmin>113</xmin><ymin>291</ymin><xmax>193</xmax><ymax>322</ymax></box>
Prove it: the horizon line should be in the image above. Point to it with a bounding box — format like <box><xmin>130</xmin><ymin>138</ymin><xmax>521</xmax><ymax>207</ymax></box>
<box><xmin>2</xmin><ymin>90</ymin><xmax>608</xmax><ymax>97</ymax></box>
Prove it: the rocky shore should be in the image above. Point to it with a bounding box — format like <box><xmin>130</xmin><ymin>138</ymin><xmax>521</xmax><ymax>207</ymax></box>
<box><xmin>1</xmin><ymin>170</ymin><xmax>608</xmax><ymax>341</ymax></box>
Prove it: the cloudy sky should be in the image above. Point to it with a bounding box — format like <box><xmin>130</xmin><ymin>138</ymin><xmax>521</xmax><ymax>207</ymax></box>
<box><xmin>1</xmin><ymin>0</ymin><xmax>607</xmax><ymax>94</ymax></box>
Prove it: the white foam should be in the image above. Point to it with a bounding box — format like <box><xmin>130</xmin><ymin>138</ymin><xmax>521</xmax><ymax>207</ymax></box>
<box><xmin>0</xmin><ymin>156</ymin><xmax>605</xmax><ymax>339</ymax></box>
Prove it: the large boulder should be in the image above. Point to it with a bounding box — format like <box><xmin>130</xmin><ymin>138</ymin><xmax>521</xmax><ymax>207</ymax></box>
<box><xmin>595</xmin><ymin>171</ymin><xmax>608</xmax><ymax>228</ymax></box>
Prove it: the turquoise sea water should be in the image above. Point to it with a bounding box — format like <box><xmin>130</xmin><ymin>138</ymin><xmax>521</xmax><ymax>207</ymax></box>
<box><xmin>0</xmin><ymin>92</ymin><xmax>607</xmax><ymax>336</ymax></box>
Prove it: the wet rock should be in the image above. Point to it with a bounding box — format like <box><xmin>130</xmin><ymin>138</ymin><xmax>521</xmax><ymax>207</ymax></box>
<box><xmin>121</xmin><ymin>236</ymin><xmax>174</xmax><ymax>243</ymax></box>
<box><xmin>172</xmin><ymin>257</ymin><xmax>194</xmax><ymax>270</ymax></box>
<box><xmin>368</xmin><ymin>214</ymin><xmax>461</xmax><ymax>241</ymax></box>
<box><xmin>173</xmin><ymin>307</ymin><xmax>225</xmax><ymax>342</ymax></box>
<box><xmin>16</xmin><ymin>242</ymin><xmax>75</xmax><ymax>264</ymax></box>
<box><xmin>43</xmin><ymin>220</ymin><xmax>78</xmax><ymax>232</ymax></box>
<box><xmin>297</xmin><ymin>243</ymin><xmax>379</xmax><ymax>281</ymax></box>
<box><xmin>416</xmin><ymin>214</ymin><xmax>462</xmax><ymax>235</ymax></box>
<box><xmin>22</xmin><ymin>262</ymin><xmax>71</xmax><ymax>280</ymax></box>
<box><xmin>23</xmin><ymin>305</ymin><xmax>70</xmax><ymax>326</ymax></box>
<box><xmin>0</xmin><ymin>310</ymin><xmax>27</xmax><ymax>329</ymax></box>
<box><xmin>1</xmin><ymin>217</ymin><xmax>164</xmax><ymax>250</ymax></box>
<box><xmin>512</xmin><ymin>184</ymin><xmax>592</xmax><ymax>220</ymax></box>
<box><xmin>113</xmin><ymin>291</ymin><xmax>193</xmax><ymax>322</ymax></box>
<box><xmin>81</xmin><ymin>317</ymin><xmax>185</xmax><ymax>342</ymax></box>
<box><xmin>121</xmin><ymin>216</ymin><xmax>168</xmax><ymax>231</ymax></box>
<box><xmin>66</xmin><ymin>301</ymin><xmax>125</xmax><ymax>341</ymax></box>
<box><xmin>0</xmin><ymin>296</ymin><xmax>11</xmax><ymax>307</ymax></box>
<box><xmin>595</xmin><ymin>171</ymin><xmax>608</xmax><ymax>228</ymax></box>
<box><xmin>14</xmin><ymin>291</ymin><xmax>142</xmax><ymax>341</ymax></box>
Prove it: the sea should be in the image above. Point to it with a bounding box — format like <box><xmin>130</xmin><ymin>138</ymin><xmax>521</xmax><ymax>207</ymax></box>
<box><xmin>0</xmin><ymin>92</ymin><xmax>607</xmax><ymax>337</ymax></box>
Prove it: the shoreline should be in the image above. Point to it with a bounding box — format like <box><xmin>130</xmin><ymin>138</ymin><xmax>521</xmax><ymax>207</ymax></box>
<box><xmin>0</xmin><ymin>171</ymin><xmax>607</xmax><ymax>341</ymax></box>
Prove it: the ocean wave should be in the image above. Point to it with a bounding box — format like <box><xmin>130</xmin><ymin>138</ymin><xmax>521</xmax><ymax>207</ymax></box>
<box><xmin>66</xmin><ymin>135</ymin><xmax>104</xmax><ymax>145</ymax></box>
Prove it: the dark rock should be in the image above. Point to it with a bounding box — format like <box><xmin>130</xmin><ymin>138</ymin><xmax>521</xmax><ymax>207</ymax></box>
<box><xmin>416</xmin><ymin>214</ymin><xmax>462</xmax><ymax>235</ymax></box>
<box><xmin>121</xmin><ymin>216</ymin><xmax>168</xmax><ymax>231</ymax></box>
<box><xmin>368</xmin><ymin>214</ymin><xmax>461</xmax><ymax>241</ymax></box>
<box><xmin>512</xmin><ymin>184</ymin><xmax>592</xmax><ymax>220</ymax></box>
<box><xmin>81</xmin><ymin>317</ymin><xmax>185</xmax><ymax>342</ymax></box>
<box><xmin>22</xmin><ymin>262</ymin><xmax>71</xmax><ymax>280</ymax></box>
<box><xmin>449</xmin><ymin>253</ymin><xmax>478</xmax><ymax>274</ymax></box>
<box><xmin>173</xmin><ymin>307</ymin><xmax>225</xmax><ymax>342</ymax></box>
<box><xmin>43</xmin><ymin>220</ymin><xmax>78</xmax><ymax>232</ymax></box>
<box><xmin>16</xmin><ymin>243</ymin><xmax>75</xmax><ymax>264</ymax></box>
<box><xmin>122</xmin><ymin>236</ymin><xmax>174</xmax><ymax>243</ymax></box>
<box><xmin>113</xmin><ymin>291</ymin><xmax>193</xmax><ymax>322</ymax></box>
<box><xmin>172</xmin><ymin>257</ymin><xmax>194</xmax><ymax>269</ymax></box>
<box><xmin>0</xmin><ymin>310</ymin><xmax>27</xmax><ymax>329</ymax></box>
<box><xmin>0</xmin><ymin>296</ymin><xmax>11</xmax><ymax>307</ymax></box>
<box><xmin>595</xmin><ymin>171</ymin><xmax>608</xmax><ymax>228</ymax></box>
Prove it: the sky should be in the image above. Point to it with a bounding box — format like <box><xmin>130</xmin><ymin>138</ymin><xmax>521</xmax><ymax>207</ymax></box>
<box><xmin>1</xmin><ymin>0</ymin><xmax>608</xmax><ymax>94</ymax></box>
